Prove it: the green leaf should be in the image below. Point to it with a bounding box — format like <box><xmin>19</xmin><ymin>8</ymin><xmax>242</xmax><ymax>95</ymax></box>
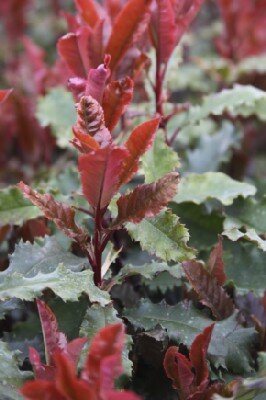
<box><xmin>142</xmin><ymin>131</ymin><xmax>180</xmax><ymax>183</ymax></box>
<box><xmin>0</xmin><ymin>187</ymin><xmax>42</xmax><ymax>227</ymax></box>
<box><xmin>114</xmin><ymin>262</ymin><xmax>183</xmax><ymax>283</ymax></box>
<box><xmin>0</xmin><ymin>263</ymin><xmax>110</xmax><ymax>304</ymax></box>
<box><xmin>171</xmin><ymin>203</ymin><xmax>224</xmax><ymax>250</ymax></box>
<box><xmin>173</xmin><ymin>85</ymin><xmax>266</xmax><ymax>130</ymax></box>
<box><xmin>223</xmin><ymin>241</ymin><xmax>266</xmax><ymax>295</ymax></box>
<box><xmin>124</xmin><ymin>299</ymin><xmax>212</xmax><ymax>344</ymax></box>
<box><xmin>185</xmin><ymin>121</ymin><xmax>239</xmax><ymax>173</ymax></box>
<box><xmin>126</xmin><ymin>209</ymin><xmax>195</xmax><ymax>262</ymax></box>
<box><xmin>223</xmin><ymin>217</ymin><xmax>266</xmax><ymax>251</ymax></box>
<box><xmin>36</xmin><ymin>87</ymin><xmax>76</xmax><ymax>148</ymax></box>
<box><xmin>124</xmin><ymin>300</ymin><xmax>256</xmax><ymax>373</ymax></box>
<box><xmin>0</xmin><ymin>340</ymin><xmax>30</xmax><ymax>400</ymax></box>
<box><xmin>224</xmin><ymin>197</ymin><xmax>266</xmax><ymax>249</ymax></box>
<box><xmin>80</xmin><ymin>303</ymin><xmax>132</xmax><ymax>376</ymax></box>
<box><xmin>174</xmin><ymin>172</ymin><xmax>256</xmax><ymax>205</ymax></box>
<box><xmin>114</xmin><ymin>262</ymin><xmax>183</xmax><ymax>293</ymax></box>
<box><xmin>1</xmin><ymin>238</ymin><xmax>109</xmax><ymax>304</ymax></box>
<box><xmin>7</xmin><ymin>236</ymin><xmax>88</xmax><ymax>276</ymax></box>
<box><xmin>209</xmin><ymin>313</ymin><xmax>256</xmax><ymax>373</ymax></box>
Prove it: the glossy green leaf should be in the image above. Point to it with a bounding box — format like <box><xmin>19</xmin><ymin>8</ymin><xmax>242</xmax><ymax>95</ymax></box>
<box><xmin>142</xmin><ymin>131</ymin><xmax>180</xmax><ymax>183</ymax></box>
<box><xmin>0</xmin><ymin>187</ymin><xmax>42</xmax><ymax>227</ymax></box>
<box><xmin>36</xmin><ymin>87</ymin><xmax>76</xmax><ymax>148</ymax></box>
<box><xmin>174</xmin><ymin>172</ymin><xmax>256</xmax><ymax>205</ymax></box>
<box><xmin>126</xmin><ymin>209</ymin><xmax>195</xmax><ymax>262</ymax></box>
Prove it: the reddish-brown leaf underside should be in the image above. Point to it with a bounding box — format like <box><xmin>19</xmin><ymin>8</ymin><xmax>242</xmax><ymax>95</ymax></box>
<box><xmin>118</xmin><ymin>117</ymin><xmax>160</xmax><ymax>186</ymax></box>
<box><xmin>207</xmin><ymin>235</ymin><xmax>226</xmax><ymax>285</ymax></box>
<box><xmin>113</xmin><ymin>172</ymin><xmax>179</xmax><ymax>227</ymax></box>
<box><xmin>105</xmin><ymin>0</ymin><xmax>153</xmax><ymax>71</ymax></box>
<box><xmin>182</xmin><ymin>260</ymin><xmax>234</xmax><ymax>320</ymax></box>
<box><xmin>102</xmin><ymin>76</ymin><xmax>134</xmax><ymax>131</ymax></box>
<box><xmin>189</xmin><ymin>324</ymin><xmax>214</xmax><ymax>388</ymax></box>
<box><xmin>78</xmin><ymin>146</ymin><xmax>129</xmax><ymax>209</ymax></box>
<box><xmin>164</xmin><ymin>347</ymin><xmax>194</xmax><ymax>398</ymax></box>
<box><xmin>18</xmin><ymin>182</ymin><xmax>88</xmax><ymax>247</ymax></box>
<box><xmin>36</xmin><ymin>299</ymin><xmax>67</xmax><ymax>365</ymax></box>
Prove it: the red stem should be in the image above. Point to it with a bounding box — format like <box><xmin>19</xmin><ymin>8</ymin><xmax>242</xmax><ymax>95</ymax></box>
<box><xmin>91</xmin><ymin>205</ymin><xmax>103</xmax><ymax>286</ymax></box>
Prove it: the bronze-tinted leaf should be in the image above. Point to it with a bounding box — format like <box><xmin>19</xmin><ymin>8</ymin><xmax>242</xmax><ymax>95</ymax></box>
<box><xmin>113</xmin><ymin>172</ymin><xmax>179</xmax><ymax>227</ymax></box>
<box><xmin>183</xmin><ymin>260</ymin><xmax>234</xmax><ymax>320</ymax></box>
<box><xmin>18</xmin><ymin>182</ymin><xmax>88</xmax><ymax>248</ymax></box>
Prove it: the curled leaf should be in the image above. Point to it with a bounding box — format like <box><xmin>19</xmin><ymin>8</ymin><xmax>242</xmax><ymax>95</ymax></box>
<box><xmin>183</xmin><ymin>260</ymin><xmax>234</xmax><ymax>320</ymax></box>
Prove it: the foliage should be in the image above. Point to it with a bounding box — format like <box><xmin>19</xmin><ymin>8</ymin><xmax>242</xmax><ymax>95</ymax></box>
<box><xmin>0</xmin><ymin>0</ymin><xmax>266</xmax><ymax>399</ymax></box>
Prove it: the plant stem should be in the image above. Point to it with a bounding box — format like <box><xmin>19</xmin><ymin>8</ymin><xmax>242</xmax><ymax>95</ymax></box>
<box><xmin>92</xmin><ymin>204</ymin><xmax>103</xmax><ymax>286</ymax></box>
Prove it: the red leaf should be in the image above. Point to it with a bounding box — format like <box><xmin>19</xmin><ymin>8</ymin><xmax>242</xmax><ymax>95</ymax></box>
<box><xmin>54</xmin><ymin>352</ymin><xmax>93</xmax><ymax>400</ymax></box>
<box><xmin>118</xmin><ymin>118</ymin><xmax>160</xmax><ymax>186</ymax></box>
<box><xmin>105</xmin><ymin>0</ymin><xmax>124</xmax><ymax>21</ymax></box>
<box><xmin>102</xmin><ymin>77</ymin><xmax>133</xmax><ymax>131</ymax></box>
<box><xmin>88</xmin><ymin>19</ymin><xmax>106</xmax><ymax>69</ymax></box>
<box><xmin>72</xmin><ymin>127</ymin><xmax>101</xmax><ymax>152</ymax></box>
<box><xmin>113</xmin><ymin>172</ymin><xmax>179</xmax><ymax>227</ymax></box>
<box><xmin>82</xmin><ymin>323</ymin><xmax>124</xmax><ymax>393</ymax></box>
<box><xmin>29</xmin><ymin>347</ymin><xmax>55</xmax><ymax>381</ymax></box>
<box><xmin>183</xmin><ymin>260</ymin><xmax>234</xmax><ymax>320</ymax></box>
<box><xmin>164</xmin><ymin>346</ymin><xmax>194</xmax><ymax>397</ymax></box>
<box><xmin>208</xmin><ymin>235</ymin><xmax>226</xmax><ymax>286</ymax></box>
<box><xmin>189</xmin><ymin>324</ymin><xmax>214</xmax><ymax>389</ymax></box>
<box><xmin>173</xmin><ymin>0</ymin><xmax>205</xmax><ymax>45</ymax></box>
<box><xmin>0</xmin><ymin>89</ymin><xmax>12</xmax><ymax>104</ymax></box>
<box><xmin>20</xmin><ymin>380</ymin><xmax>64</xmax><ymax>400</ymax></box>
<box><xmin>36</xmin><ymin>299</ymin><xmax>67</xmax><ymax>365</ymax></box>
<box><xmin>57</xmin><ymin>27</ymin><xmax>91</xmax><ymax>78</ymax></box>
<box><xmin>85</xmin><ymin>63</ymin><xmax>110</xmax><ymax>103</ymax></box>
<box><xmin>66</xmin><ymin>338</ymin><xmax>88</xmax><ymax>366</ymax></box>
<box><xmin>74</xmin><ymin>0</ymin><xmax>101</xmax><ymax>28</ymax></box>
<box><xmin>78</xmin><ymin>146</ymin><xmax>129</xmax><ymax>209</ymax></box>
<box><xmin>105</xmin><ymin>0</ymin><xmax>153</xmax><ymax>71</ymax></box>
<box><xmin>57</xmin><ymin>33</ymin><xmax>87</xmax><ymax>78</ymax></box>
<box><xmin>151</xmin><ymin>0</ymin><xmax>177</xmax><ymax>64</ymax></box>
<box><xmin>18</xmin><ymin>182</ymin><xmax>88</xmax><ymax>248</ymax></box>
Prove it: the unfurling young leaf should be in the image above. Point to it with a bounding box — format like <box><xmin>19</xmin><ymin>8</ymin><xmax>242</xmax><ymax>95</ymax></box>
<box><xmin>183</xmin><ymin>260</ymin><xmax>234</xmax><ymax>320</ymax></box>
<box><xmin>113</xmin><ymin>172</ymin><xmax>179</xmax><ymax>227</ymax></box>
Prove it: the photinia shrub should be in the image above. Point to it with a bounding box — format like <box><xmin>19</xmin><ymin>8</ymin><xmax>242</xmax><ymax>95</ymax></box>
<box><xmin>0</xmin><ymin>1</ymin><xmax>265</xmax><ymax>400</ymax></box>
